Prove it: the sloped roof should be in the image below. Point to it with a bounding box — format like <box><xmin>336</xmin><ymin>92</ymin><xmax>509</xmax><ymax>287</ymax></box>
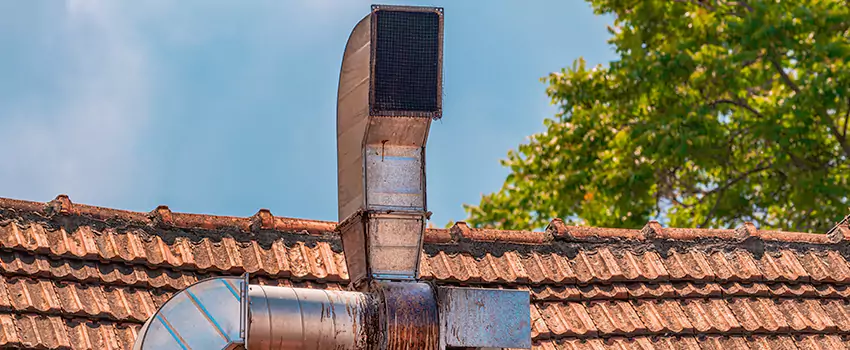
<box><xmin>1</xmin><ymin>195</ymin><xmax>849</xmax><ymax>349</ymax></box>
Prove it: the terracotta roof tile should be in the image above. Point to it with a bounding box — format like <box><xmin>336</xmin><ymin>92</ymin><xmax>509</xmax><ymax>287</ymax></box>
<box><xmin>620</xmin><ymin>251</ymin><xmax>669</xmax><ymax>281</ymax></box>
<box><xmin>820</xmin><ymin>300</ymin><xmax>850</xmax><ymax>332</ymax></box>
<box><xmin>745</xmin><ymin>335</ymin><xmax>800</xmax><ymax>350</ymax></box>
<box><xmin>680</xmin><ymin>298</ymin><xmax>742</xmax><ymax>333</ymax></box>
<box><xmin>756</xmin><ymin>250</ymin><xmax>810</xmax><ymax>282</ymax></box>
<box><xmin>631</xmin><ymin>299</ymin><xmax>693</xmax><ymax>334</ymax></box>
<box><xmin>662</xmin><ymin>250</ymin><xmax>715</xmax><ymax>281</ymax></box>
<box><xmin>727</xmin><ymin>297</ymin><xmax>790</xmax><ymax>333</ymax></box>
<box><xmin>584</xmin><ymin>300</ymin><xmax>646</xmax><ymax>335</ymax></box>
<box><xmin>579</xmin><ymin>284</ymin><xmax>628</xmax><ymax>300</ymax></box>
<box><xmin>814</xmin><ymin>284</ymin><xmax>850</xmax><ymax>298</ymax></box>
<box><xmin>696</xmin><ymin>335</ymin><xmax>751</xmax><ymax>350</ymax></box>
<box><xmin>0</xmin><ymin>250</ymin><xmax>200</xmax><ymax>291</ymax></box>
<box><xmin>554</xmin><ymin>338</ymin><xmax>608</xmax><ymax>350</ymax></box>
<box><xmin>532</xmin><ymin>335</ymin><xmax>850</xmax><ymax>350</ymax></box>
<box><xmin>536</xmin><ymin>302</ymin><xmax>598</xmax><ymax>337</ymax></box>
<box><xmin>799</xmin><ymin>251</ymin><xmax>850</xmax><ymax>283</ymax></box>
<box><xmin>4</xmin><ymin>196</ymin><xmax>850</xmax><ymax>348</ymax></box>
<box><xmin>532</xmin><ymin>285</ymin><xmax>582</xmax><ymax>301</ymax></box>
<box><xmin>776</xmin><ymin>299</ymin><xmax>836</xmax><ymax>333</ymax></box>
<box><xmin>720</xmin><ymin>282</ymin><xmax>771</xmax><ymax>297</ymax></box>
<box><xmin>0</xmin><ymin>313</ymin><xmax>141</xmax><ymax>350</ymax></box>
<box><xmin>0</xmin><ymin>314</ymin><xmax>19</xmax><ymax>345</ymax></box>
<box><xmin>451</xmin><ymin>222</ymin><xmax>551</xmax><ymax>244</ymax></box>
<box><xmin>793</xmin><ymin>334</ymin><xmax>847</xmax><ymax>349</ymax></box>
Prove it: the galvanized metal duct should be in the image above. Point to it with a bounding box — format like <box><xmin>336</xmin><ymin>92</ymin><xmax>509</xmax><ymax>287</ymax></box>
<box><xmin>133</xmin><ymin>276</ymin><xmax>249</xmax><ymax>350</ymax></box>
<box><xmin>247</xmin><ymin>285</ymin><xmax>372</xmax><ymax>350</ymax></box>
<box><xmin>133</xmin><ymin>275</ymin><xmax>373</xmax><ymax>350</ymax></box>
<box><xmin>336</xmin><ymin>5</ymin><xmax>443</xmax><ymax>286</ymax></box>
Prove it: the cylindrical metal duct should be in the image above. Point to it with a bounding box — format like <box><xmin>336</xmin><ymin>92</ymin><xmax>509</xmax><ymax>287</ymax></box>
<box><xmin>132</xmin><ymin>276</ymin><xmax>374</xmax><ymax>350</ymax></box>
<box><xmin>247</xmin><ymin>285</ymin><xmax>373</xmax><ymax>350</ymax></box>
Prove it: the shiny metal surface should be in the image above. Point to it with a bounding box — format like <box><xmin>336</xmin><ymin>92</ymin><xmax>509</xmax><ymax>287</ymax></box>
<box><xmin>337</xmin><ymin>6</ymin><xmax>443</xmax><ymax>286</ymax></box>
<box><xmin>437</xmin><ymin>287</ymin><xmax>532</xmax><ymax>349</ymax></box>
<box><xmin>247</xmin><ymin>285</ymin><xmax>372</xmax><ymax>350</ymax></box>
<box><xmin>364</xmin><ymin>145</ymin><xmax>424</xmax><ymax>210</ymax></box>
<box><xmin>337</xmin><ymin>13</ymin><xmax>372</xmax><ymax>221</ymax></box>
<box><xmin>133</xmin><ymin>276</ymin><xmax>247</xmax><ymax>350</ymax></box>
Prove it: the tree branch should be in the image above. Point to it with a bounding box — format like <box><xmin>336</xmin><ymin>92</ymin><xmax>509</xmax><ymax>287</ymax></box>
<box><xmin>709</xmin><ymin>98</ymin><xmax>764</xmax><ymax>118</ymax></box>
<box><xmin>842</xmin><ymin>98</ymin><xmax>850</xmax><ymax>139</ymax></box>
<box><xmin>700</xmin><ymin>163</ymin><xmax>772</xmax><ymax>200</ymax></box>
<box><xmin>769</xmin><ymin>57</ymin><xmax>800</xmax><ymax>94</ymax></box>
<box><xmin>769</xmin><ymin>56</ymin><xmax>850</xmax><ymax>157</ymax></box>
<box><xmin>699</xmin><ymin>188</ymin><xmax>726</xmax><ymax>228</ymax></box>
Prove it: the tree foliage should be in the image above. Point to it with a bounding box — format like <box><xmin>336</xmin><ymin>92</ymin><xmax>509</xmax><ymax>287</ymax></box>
<box><xmin>464</xmin><ymin>0</ymin><xmax>850</xmax><ymax>232</ymax></box>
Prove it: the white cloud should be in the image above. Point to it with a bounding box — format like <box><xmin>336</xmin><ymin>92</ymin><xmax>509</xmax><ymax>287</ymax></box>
<box><xmin>0</xmin><ymin>1</ymin><xmax>153</xmax><ymax>204</ymax></box>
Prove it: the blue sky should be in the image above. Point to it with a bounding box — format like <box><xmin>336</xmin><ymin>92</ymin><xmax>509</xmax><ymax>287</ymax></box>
<box><xmin>0</xmin><ymin>1</ymin><xmax>614</xmax><ymax>227</ymax></box>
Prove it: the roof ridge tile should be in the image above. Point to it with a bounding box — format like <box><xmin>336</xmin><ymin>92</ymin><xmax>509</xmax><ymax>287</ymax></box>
<box><xmin>3</xmin><ymin>195</ymin><xmax>848</xmax><ymax>246</ymax></box>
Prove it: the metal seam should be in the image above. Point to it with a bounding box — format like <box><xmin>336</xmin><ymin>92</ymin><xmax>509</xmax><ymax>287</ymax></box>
<box><xmin>157</xmin><ymin>314</ymin><xmax>191</xmax><ymax>350</ymax></box>
<box><xmin>186</xmin><ymin>289</ymin><xmax>230</xmax><ymax>342</ymax></box>
<box><xmin>222</xmin><ymin>279</ymin><xmax>241</xmax><ymax>301</ymax></box>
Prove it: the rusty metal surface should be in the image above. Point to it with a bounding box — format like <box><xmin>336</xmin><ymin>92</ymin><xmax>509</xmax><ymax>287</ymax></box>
<box><xmin>247</xmin><ymin>285</ymin><xmax>372</xmax><ymax>350</ymax></box>
<box><xmin>371</xmin><ymin>281</ymin><xmax>439</xmax><ymax>350</ymax></box>
<box><xmin>438</xmin><ymin>286</ymin><xmax>531</xmax><ymax>349</ymax></box>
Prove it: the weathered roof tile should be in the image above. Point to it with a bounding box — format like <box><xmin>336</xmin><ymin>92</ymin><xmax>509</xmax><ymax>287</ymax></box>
<box><xmin>631</xmin><ymin>299</ymin><xmax>693</xmax><ymax>334</ymax></box>
<box><xmin>727</xmin><ymin>297</ymin><xmax>789</xmax><ymax>333</ymax></box>
<box><xmin>3</xmin><ymin>196</ymin><xmax>850</xmax><ymax>349</ymax></box>
<box><xmin>744</xmin><ymin>335</ymin><xmax>799</xmax><ymax>350</ymax></box>
<box><xmin>680</xmin><ymin>299</ymin><xmax>741</xmax><ymax>333</ymax></box>
<box><xmin>662</xmin><ymin>250</ymin><xmax>715</xmax><ymax>281</ymax></box>
<box><xmin>537</xmin><ymin>302</ymin><xmax>597</xmax><ymax>337</ymax></box>
<box><xmin>584</xmin><ymin>300</ymin><xmax>646</xmax><ymax>335</ymax></box>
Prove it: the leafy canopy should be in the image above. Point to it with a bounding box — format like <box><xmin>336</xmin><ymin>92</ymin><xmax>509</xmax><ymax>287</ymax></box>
<box><xmin>464</xmin><ymin>0</ymin><xmax>850</xmax><ymax>232</ymax></box>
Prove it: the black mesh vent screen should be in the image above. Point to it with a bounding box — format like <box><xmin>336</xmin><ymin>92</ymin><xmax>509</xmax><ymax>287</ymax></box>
<box><xmin>373</xmin><ymin>10</ymin><xmax>440</xmax><ymax>114</ymax></box>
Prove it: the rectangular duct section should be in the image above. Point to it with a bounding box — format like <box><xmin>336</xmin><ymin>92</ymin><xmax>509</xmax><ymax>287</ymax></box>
<box><xmin>337</xmin><ymin>5</ymin><xmax>442</xmax><ymax>285</ymax></box>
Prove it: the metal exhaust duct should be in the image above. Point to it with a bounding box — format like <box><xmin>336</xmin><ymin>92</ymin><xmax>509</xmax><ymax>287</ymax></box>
<box><xmin>135</xmin><ymin>5</ymin><xmax>531</xmax><ymax>350</ymax></box>
<box><xmin>132</xmin><ymin>275</ymin><xmax>373</xmax><ymax>350</ymax></box>
<box><xmin>337</xmin><ymin>5</ymin><xmax>443</xmax><ymax>286</ymax></box>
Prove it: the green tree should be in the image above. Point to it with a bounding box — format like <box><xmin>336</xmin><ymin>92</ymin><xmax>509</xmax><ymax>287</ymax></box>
<box><xmin>464</xmin><ymin>0</ymin><xmax>850</xmax><ymax>232</ymax></box>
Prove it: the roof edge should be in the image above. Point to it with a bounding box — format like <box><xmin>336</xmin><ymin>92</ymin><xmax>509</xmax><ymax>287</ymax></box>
<box><xmin>0</xmin><ymin>195</ymin><xmax>845</xmax><ymax>245</ymax></box>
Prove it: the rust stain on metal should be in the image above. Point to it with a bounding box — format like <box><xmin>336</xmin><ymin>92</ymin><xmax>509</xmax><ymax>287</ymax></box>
<box><xmin>381</xmin><ymin>140</ymin><xmax>388</xmax><ymax>161</ymax></box>
<box><xmin>372</xmin><ymin>281</ymin><xmax>439</xmax><ymax>350</ymax></box>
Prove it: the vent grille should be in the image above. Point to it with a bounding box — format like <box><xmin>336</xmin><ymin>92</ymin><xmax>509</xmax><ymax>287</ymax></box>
<box><xmin>372</xmin><ymin>9</ymin><xmax>441</xmax><ymax>115</ymax></box>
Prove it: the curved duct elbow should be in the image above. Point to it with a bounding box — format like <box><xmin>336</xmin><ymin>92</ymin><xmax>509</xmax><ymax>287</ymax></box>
<box><xmin>337</xmin><ymin>5</ymin><xmax>444</xmax><ymax>286</ymax></box>
<box><xmin>133</xmin><ymin>276</ymin><xmax>372</xmax><ymax>350</ymax></box>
